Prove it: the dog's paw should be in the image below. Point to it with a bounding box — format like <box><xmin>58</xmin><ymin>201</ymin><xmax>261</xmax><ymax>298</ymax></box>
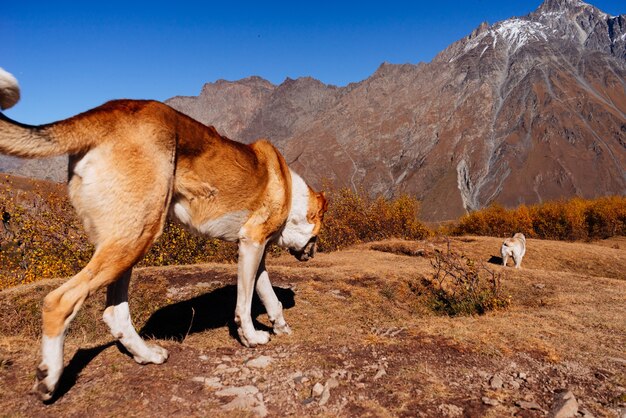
<box><xmin>133</xmin><ymin>344</ymin><xmax>169</xmax><ymax>365</ymax></box>
<box><xmin>238</xmin><ymin>328</ymin><xmax>271</xmax><ymax>348</ymax></box>
<box><xmin>32</xmin><ymin>364</ymin><xmax>57</xmax><ymax>402</ymax></box>
<box><xmin>273</xmin><ymin>321</ymin><xmax>292</xmax><ymax>336</ymax></box>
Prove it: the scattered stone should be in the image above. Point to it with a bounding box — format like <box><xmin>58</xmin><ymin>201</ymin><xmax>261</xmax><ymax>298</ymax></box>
<box><xmin>534</xmin><ymin>283</ymin><xmax>546</xmax><ymax>289</ymax></box>
<box><xmin>516</xmin><ymin>400</ymin><xmax>545</xmax><ymax>412</ymax></box>
<box><xmin>550</xmin><ymin>390</ymin><xmax>578</xmax><ymax>418</ymax></box>
<box><xmin>374</xmin><ymin>364</ymin><xmax>387</xmax><ymax>380</ymax></box>
<box><xmin>204</xmin><ymin>377</ymin><xmax>223</xmax><ymax>389</ymax></box>
<box><xmin>490</xmin><ymin>375</ymin><xmax>504</xmax><ymax>389</ymax></box>
<box><xmin>579</xmin><ymin>409</ymin><xmax>595</xmax><ymax>418</ymax></box>
<box><xmin>311</xmin><ymin>383</ymin><xmax>325</xmax><ymax>397</ymax></box>
<box><xmin>517</xmin><ymin>372</ymin><xmax>528</xmax><ymax>380</ymax></box>
<box><xmin>478</xmin><ymin>370</ymin><xmax>490</xmax><ymax>380</ymax></box>
<box><xmin>319</xmin><ymin>387</ymin><xmax>331</xmax><ymax>406</ymax></box>
<box><xmin>170</xmin><ymin>395</ymin><xmax>185</xmax><ymax>403</ymax></box>
<box><xmin>217</xmin><ymin>385</ymin><xmax>267</xmax><ymax>417</ymax></box>
<box><xmin>246</xmin><ymin>355</ymin><xmax>273</xmax><ymax>369</ymax></box>
<box><xmin>222</xmin><ymin>395</ymin><xmax>267</xmax><ymax>417</ymax></box>
<box><xmin>437</xmin><ymin>403</ymin><xmax>464</xmax><ymax>417</ymax></box>
<box><xmin>216</xmin><ymin>385</ymin><xmax>259</xmax><ymax>397</ymax></box>
<box><xmin>199</xmin><ymin>354</ymin><xmax>209</xmax><ymax>361</ymax></box>
<box><xmin>326</xmin><ymin>378</ymin><xmax>340</xmax><ymax>389</ymax></box>
<box><xmin>509</xmin><ymin>380</ymin><xmax>521</xmax><ymax>390</ymax></box>
<box><xmin>318</xmin><ymin>378</ymin><xmax>340</xmax><ymax>406</ymax></box>
<box><xmin>482</xmin><ymin>397</ymin><xmax>499</xmax><ymax>406</ymax></box>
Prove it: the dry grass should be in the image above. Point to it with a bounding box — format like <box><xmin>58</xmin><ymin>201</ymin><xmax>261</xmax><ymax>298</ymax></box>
<box><xmin>1</xmin><ymin>236</ymin><xmax>625</xmax><ymax>416</ymax></box>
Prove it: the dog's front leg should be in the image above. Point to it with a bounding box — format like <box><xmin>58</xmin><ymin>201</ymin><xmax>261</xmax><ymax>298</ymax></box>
<box><xmin>255</xmin><ymin>255</ymin><xmax>291</xmax><ymax>336</ymax></box>
<box><xmin>235</xmin><ymin>238</ymin><xmax>271</xmax><ymax>347</ymax></box>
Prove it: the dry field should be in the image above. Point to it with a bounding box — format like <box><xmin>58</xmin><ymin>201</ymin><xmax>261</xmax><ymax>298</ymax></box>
<box><xmin>0</xmin><ymin>236</ymin><xmax>625</xmax><ymax>417</ymax></box>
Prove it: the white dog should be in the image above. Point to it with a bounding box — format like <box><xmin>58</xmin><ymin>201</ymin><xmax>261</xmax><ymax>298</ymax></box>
<box><xmin>501</xmin><ymin>233</ymin><xmax>526</xmax><ymax>268</ymax></box>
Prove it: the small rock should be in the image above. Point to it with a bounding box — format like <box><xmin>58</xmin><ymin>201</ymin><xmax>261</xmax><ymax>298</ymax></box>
<box><xmin>490</xmin><ymin>375</ymin><xmax>504</xmax><ymax>389</ymax></box>
<box><xmin>579</xmin><ymin>409</ymin><xmax>595</xmax><ymax>418</ymax></box>
<box><xmin>204</xmin><ymin>377</ymin><xmax>223</xmax><ymax>389</ymax></box>
<box><xmin>482</xmin><ymin>397</ymin><xmax>499</xmax><ymax>406</ymax></box>
<box><xmin>170</xmin><ymin>395</ymin><xmax>185</xmax><ymax>403</ymax></box>
<box><xmin>534</xmin><ymin>283</ymin><xmax>546</xmax><ymax>289</ymax></box>
<box><xmin>246</xmin><ymin>355</ymin><xmax>273</xmax><ymax>369</ymax></box>
<box><xmin>518</xmin><ymin>372</ymin><xmax>528</xmax><ymax>380</ymax></box>
<box><xmin>311</xmin><ymin>382</ymin><xmax>325</xmax><ymax>397</ymax></box>
<box><xmin>437</xmin><ymin>403</ymin><xmax>464</xmax><ymax>417</ymax></box>
<box><xmin>509</xmin><ymin>380</ymin><xmax>521</xmax><ymax>390</ymax></box>
<box><xmin>516</xmin><ymin>400</ymin><xmax>544</xmax><ymax>412</ymax></box>
<box><xmin>319</xmin><ymin>387</ymin><xmax>331</xmax><ymax>406</ymax></box>
<box><xmin>374</xmin><ymin>364</ymin><xmax>387</xmax><ymax>380</ymax></box>
<box><xmin>221</xmin><ymin>395</ymin><xmax>267</xmax><ymax>417</ymax></box>
<box><xmin>216</xmin><ymin>385</ymin><xmax>259</xmax><ymax>397</ymax></box>
<box><xmin>199</xmin><ymin>354</ymin><xmax>209</xmax><ymax>361</ymax></box>
<box><xmin>550</xmin><ymin>390</ymin><xmax>578</xmax><ymax>418</ymax></box>
<box><xmin>326</xmin><ymin>377</ymin><xmax>340</xmax><ymax>389</ymax></box>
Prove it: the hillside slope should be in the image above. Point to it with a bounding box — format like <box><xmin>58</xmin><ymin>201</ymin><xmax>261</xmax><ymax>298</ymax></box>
<box><xmin>1</xmin><ymin>236</ymin><xmax>624</xmax><ymax>416</ymax></box>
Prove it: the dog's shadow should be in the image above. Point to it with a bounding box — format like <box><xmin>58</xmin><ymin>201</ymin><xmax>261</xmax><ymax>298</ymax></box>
<box><xmin>50</xmin><ymin>284</ymin><xmax>295</xmax><ymax>403</ymax></box>
<box><xmin>140</xmin><ymin>284</ymin><xmax>296</xmax><ymax>341</ymax></box>
<box><xmin>488</xmin><ymin>255</ymin><xmax>503</xmax><ymax>265</ymax></box>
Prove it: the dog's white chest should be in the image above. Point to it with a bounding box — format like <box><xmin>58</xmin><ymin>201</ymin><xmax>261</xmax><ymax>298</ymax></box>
<box><xmin>172</xmin><ymin>201</ymin><xmax>248</xmax><ymax>242</ymax></box>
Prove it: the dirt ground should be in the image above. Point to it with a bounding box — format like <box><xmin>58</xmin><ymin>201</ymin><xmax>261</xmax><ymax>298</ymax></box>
<box><xmin>1</xmin><ymin>236</ymin><xmax>625</xmax><ymax>417</ymax></box>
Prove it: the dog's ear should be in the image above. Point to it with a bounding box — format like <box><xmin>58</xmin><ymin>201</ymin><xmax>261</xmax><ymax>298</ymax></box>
<box><xmin>317</xmin><ymin>191</ymin><xmax>329</xmax><ymax>216</ymax></box>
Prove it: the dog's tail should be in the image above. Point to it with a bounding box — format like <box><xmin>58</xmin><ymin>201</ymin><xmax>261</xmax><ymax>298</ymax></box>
<box><xmin>0</xmin><ymin>68</ymin><xmax>89</xmax><ymax>158</ymax></box>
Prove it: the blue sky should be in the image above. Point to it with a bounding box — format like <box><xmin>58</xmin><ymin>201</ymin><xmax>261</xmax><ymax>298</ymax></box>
<box><xmin>2</xmin><ymin>0</ymin><xmax>623</xmax><ymax>124</ymax></box>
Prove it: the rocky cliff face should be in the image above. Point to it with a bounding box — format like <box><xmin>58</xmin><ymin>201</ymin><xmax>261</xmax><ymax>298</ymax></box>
<box><xmin>164</xmin><ymin>0</ymin><xmax>625</xmax><ymax>221</ymax></box>
<box><xmin>3</xmin><ymin>0</ymin><xmax>624</xmax><ymax>221</ymax></box>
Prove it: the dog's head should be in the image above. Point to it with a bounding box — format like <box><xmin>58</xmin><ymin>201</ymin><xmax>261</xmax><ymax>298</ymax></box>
<box><xmin>278</xmin><ymin>178</ymin><xmax>329</xmax><ymax>262</ymax></box>
<box><xmin>288</xmin><ymin>191</ymin><xmax>328</xmax><ymax>261</ymax></box>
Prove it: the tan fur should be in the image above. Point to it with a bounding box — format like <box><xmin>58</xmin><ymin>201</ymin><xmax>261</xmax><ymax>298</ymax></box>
<box><xmin>501</xmin><ymin>232</ymin><xmax>526</xmax><ymax>268</ymax></box>
<box><xmin>1</xmin><ymin>86</ymin><xmax>327</xmax><ymax>400</ymax></box>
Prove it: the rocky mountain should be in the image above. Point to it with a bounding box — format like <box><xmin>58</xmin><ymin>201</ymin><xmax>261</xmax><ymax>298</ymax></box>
<box><xmin>3</xmin><ymin>0</ymin><xmax>625</xmax><ymax>221</ymax></box>
<box><xmin>165</xmin><ymin>0</ymin><xmax>625</xmax><ymax>221</ymax></box>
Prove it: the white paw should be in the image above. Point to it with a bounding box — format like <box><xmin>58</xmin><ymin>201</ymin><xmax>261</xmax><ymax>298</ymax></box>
<box><xmin>273</xmin><ymin>321</ymin><xmax>292</xmax><ymax>336</ymax></box>
<box><xmin>238</xmin><ymin>328</ymin><xmax>271</xmax><ymax>348</ymax></box>
<box><xmin>32</xmin><ymin>363</ymin><xmax>61</xmax><ymax>402</ymax></box>
<box><xmin>133</xmin><ymin>343</ymin><xmax>169</xmax><ymax>365</ymax></box>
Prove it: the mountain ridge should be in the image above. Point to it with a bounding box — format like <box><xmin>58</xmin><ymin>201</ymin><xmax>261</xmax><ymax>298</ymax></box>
<box><xmin>2</xmin><ymin>0</ymin><xmax>624</xmax><ymax>221</ymax></box>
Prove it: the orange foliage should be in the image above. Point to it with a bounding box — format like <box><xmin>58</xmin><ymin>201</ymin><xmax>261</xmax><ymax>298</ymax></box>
<box><xmin>452</xmin><ymin>196</ymin><xmax>626</xmax><ymax>241</ymax></box>
<box><xmin>318</xmin><ymin>187</ymin><xmax>430</xmax><ymax>251</ymax></box>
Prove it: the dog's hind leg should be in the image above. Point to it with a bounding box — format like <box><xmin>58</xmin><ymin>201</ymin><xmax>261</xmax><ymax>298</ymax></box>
<box><xmin>103</xmin><ymin>269</ymin><xmax>168</xmax><ymax>364</ymax></box>
<box><xmin>34</xmin><ymin>141</ymin><xmax>175</xmax><ymax>401</ymax></box>
<box><xmin>501</xmin><ymin>250</ymin><xmax>508</xmax><ymax>267</ymax></box>
<box><xmin>34</xmin><ymin>240</ymin><xmax>158</xmax><ymax>401</ymax></box>
<box><xmin>513</xmin><ymin>254</ymin><xmax>522</xmax><ymax>269</ymax></box>
<box><xmin>255</xmin><ymin>255</ymin><xmax>291</xmax><ymax>336</ymax></box>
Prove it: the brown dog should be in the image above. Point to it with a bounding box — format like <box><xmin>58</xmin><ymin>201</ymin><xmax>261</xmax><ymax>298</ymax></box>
<box><xmin>0</xmin><ymin>68</ymin><xmax>328</xmax><ymax>401</ymax></box>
